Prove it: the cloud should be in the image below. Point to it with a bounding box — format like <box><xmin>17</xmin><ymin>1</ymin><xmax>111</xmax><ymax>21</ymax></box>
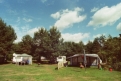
<box><xmin>12</xmin><ymin>18</ymin><xmax>43</xmax><ymax>43</ymax></box>
<box><xmin>13</xmin><ymin>25</ymin><xmax>26</xmax><ymax>43</ymax></box>
<box><xmin>117</xmin><ymin>22</ymin><xmax>121</xmax><ymax>31</ymax></box>
<box><xmin>13</xmin><ymin>25</ymin><xmax>41</xmax><ymax>43</ymax></box>
<box><xmin>51</xmin><ymin>7</ymin><xmax>86</xmax><ymax>31</ymax></box>
<box><xmin>61</xmin><ymin>33</ymin><xmax>90</xmax><ymax>43</ymax></box>
<box><xmin>7</xmin><ymin>9</ymin><xmax>18</xmax><ymax>15</ymax></box>
<box><xmin>93</xmin><ymin>34</ymin><xmax>102</xmax><ymax>38</ymax></box>
<box><xmin>91</xmin><ymin>7</ymin><xmax>99</xmax><ymax>12</ymax></box>
<box><xmin>27</xmin><ymin>27</ymin><xmax>39</xmax><ymax>36</ymax></box>
<box><xmin>88</xmin><ymin>3</ymin><xmax>121</xmax><ymax>28</ymax></box>
<box><xmin>41</xmin><ymin>0</ymin><xmax>47</xmax><ymax>3</ymax></box>
<box><xmin>93</xmin><ymin>33</ymin><xmax>106</xmax><ymax>38</ymax></box>
<box><xmin>16</xmin><ymin>17</ymin><xmax>20</xmax><ymax>22</ymax></box>
<box><xmin>23</xmin><ymin>18</ymin><xmax>33</xmax><ymax>22</ymax></box>
<box><xmin>51</xmin><ymin>12</ymin><xmax>60</xmax><ymax>19</ymax></box>
<box><xmin>12</xmin><ymin>24</ymin><xmax>32</xmax><ymax>43</ymax></box>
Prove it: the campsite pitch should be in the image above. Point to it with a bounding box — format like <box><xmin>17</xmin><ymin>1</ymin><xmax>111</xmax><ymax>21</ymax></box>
<box><xmin>0</xmin><ymin>63</ymin><xmax>121</xmax><ymax>81</ymax></box>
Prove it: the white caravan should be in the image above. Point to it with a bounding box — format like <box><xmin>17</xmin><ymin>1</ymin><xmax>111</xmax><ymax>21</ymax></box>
<box><xmin>12</xmin><ymin>53</ymin><xmax>32</xmax><ymax>65</ymax></box>
<box><xmin>57</xmin><ymin>56</ymin><xmax>68</xmax><ymax>69</ymax></box>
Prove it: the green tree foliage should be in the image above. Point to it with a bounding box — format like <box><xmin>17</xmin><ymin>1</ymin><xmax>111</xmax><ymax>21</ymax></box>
<box><xmin>0</xmin><ymin>18</ymin><xmax>17</xmax><ymax>62</ymax></box>
<box><xmin>60</xmin><ymin>41</ymin><xmax>84</xmax><ymax>57</ymax></box>
<box><xmin>33</xmin><ymin>28</ymin><xmax>49</xmax><ymax>62</ymax></box>
<box><xmin>15</xmin><ymin>35</ymin><xmax>33</xmax><ymax>55</ymax></box>
<box><xmin>104</xmin><ymin>36</ymin><xmax>120</xmax><ymax>63</ymax></box>
<box><xmin>33</xmin><ymin>27</ymin><xmax>65</xmax><ymax>63</ymax></box>
<box><xmin>97</xmin><ymin>35</ymin><xmax>107</xmax><ymax>62</ymax></box>
<box><xmin>12</xmin><ymin>43</ymin><xmax>22</xmax><ymax>53</ymax></box>
<box><xmin>62</xmin><ymin>42</ymin><xmax>74</xmax><ymax>57</ymax></box>
<box><xmin>1</xmin><ymin>18</ymin><xmax>121</xmax><ymax>70</ymax></box>
<box><xmin>85</xmin><ymin>41</ymin><xmax>93</xmax><ymax>53</ymax></box>
<box><xmin>92</xmin><ymin>38</ymin><xmax>100</xmax><ymax>54</ymax></box>
<box><xmin>48</xmin><ymin>27</ymin><xmax>62</xmax><ymax>57</ymax></box>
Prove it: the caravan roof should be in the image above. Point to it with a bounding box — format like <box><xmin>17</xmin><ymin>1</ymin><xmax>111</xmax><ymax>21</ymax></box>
<box><xmin>67</xmin><ymin>54</ymin><xmax>102</xmax><ymax>63</ymax></box>
<box><xmin>68</xmin><ymin>54</ymin><xmax>99</xmax><ymax>58</ymax></box>
<box><xmin>13</xmin><ymin>53</ymin><xmax>32</xmax><ymax>57</ymax></box>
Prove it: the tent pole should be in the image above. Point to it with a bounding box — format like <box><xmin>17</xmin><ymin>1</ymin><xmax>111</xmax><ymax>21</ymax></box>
<box><xmin>83</xmin><ymin>49</ymin><xmax>86</xmax><ymax>71</ymax></box>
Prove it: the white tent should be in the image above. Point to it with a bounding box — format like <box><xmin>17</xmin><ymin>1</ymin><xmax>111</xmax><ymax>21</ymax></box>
<box><xmin>67</xmin><ymin>54</ymin><xmax>102</xmax><ymax>67</ymax></box>
<box><xmin>12</xmin><ymin>53</ymin><xmax>33</xmax><ymax>65</ymax></box>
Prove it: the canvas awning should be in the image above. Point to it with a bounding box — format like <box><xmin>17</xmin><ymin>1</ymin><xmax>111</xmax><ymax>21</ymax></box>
<box><xmin>67</xmin><ymin>54</ymin><xmax>102</xmax><ymax>64</ymax></box>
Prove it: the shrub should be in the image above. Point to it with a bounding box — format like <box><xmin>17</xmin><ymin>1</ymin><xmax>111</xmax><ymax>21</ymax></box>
<box><xmin>112</xmin><ymin>62</ymin><xmax>121</xmax><ymax>71</ymax></box>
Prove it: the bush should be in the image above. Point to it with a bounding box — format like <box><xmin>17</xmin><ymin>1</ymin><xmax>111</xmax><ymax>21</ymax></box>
<box><xmin>113</xmin><ymin>62</ymin><xmax>121</xmax><ymax>71</ymax></box>
<box><xmin>101</xmin><ymin>64</ymin><xmax>111</xmax><ymax>70</ymax></box>
<box><xmin>7</xmin><ymin>54</ymin><xmax>13</xmax><ymax>61</ymax></box>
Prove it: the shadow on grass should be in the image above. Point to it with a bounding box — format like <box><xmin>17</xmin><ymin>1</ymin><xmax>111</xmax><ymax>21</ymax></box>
<box><xmin>0</xmin><ymin>61</ymin><xmax>11</xmax><ymax>65</ymax></box>
<box><xmin>35</xmin><ymin>65</ymin><xmax>44</xmax><ymax>67</ymax></box>
<box><xmin>72</xmin><ymin>70</ymin><xmax>81</xmax><ymax>72</ymax></box>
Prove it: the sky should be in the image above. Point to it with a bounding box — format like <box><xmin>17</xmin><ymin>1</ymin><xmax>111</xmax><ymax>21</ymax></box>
<box><xmin>0</xmin><ymin>0</ymin><xmax>121</xmax><ymax>44</ymax></box>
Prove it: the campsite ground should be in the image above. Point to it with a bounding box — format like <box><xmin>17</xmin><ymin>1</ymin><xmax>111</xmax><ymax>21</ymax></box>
<box><xmin>0</xmin><ymin>63</ymin><xmax>121</xmax><ymax>81</ymax></box>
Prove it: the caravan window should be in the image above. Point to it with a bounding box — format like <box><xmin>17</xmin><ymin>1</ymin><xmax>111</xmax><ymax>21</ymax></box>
<box><xmin>58</xmin><ymin>57</ymin><xmax>62</xmax><ymax>59</ymax></box>
<box><xmin>15</xmin><ymin>57</ymin><xmax>21</xmax><ymax>59</ymax></box>
<box><xmin>63</xmin><ymin>57</ymin><xmax>66</xmax><ymax>60</ymax></box>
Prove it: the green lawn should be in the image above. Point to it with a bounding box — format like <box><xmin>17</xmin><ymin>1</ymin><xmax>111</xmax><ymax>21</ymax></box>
<box><xmin>0</xmin><ymin>63</ymin><xmax>121</xmax><ymax>81</ymax></box>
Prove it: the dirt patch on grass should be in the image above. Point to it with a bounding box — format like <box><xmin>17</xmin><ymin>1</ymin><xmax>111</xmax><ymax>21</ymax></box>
<box><xmin>55</xmin><ymin>77</ymin><xmax>74</xmax><ymax>81</ymax></box>
<box><xmin>2</xmin><ymin>73</ymin><xmax>41</xmax><ymax>76</ymax></box>
<box><xmin>82</xmin><ymin>76</ymin><xmax>94</xmax><ymax>80</ymax></box>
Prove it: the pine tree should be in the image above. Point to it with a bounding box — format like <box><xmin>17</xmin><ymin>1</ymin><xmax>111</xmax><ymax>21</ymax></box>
<box><xmin>0</xmin><ymin>18</ymin><xmax>16</xmax><ymax>63</ymax></box>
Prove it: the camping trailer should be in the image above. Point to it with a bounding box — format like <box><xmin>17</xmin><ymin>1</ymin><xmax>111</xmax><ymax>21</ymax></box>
<box><xmin>57</xmin><ymin>56</ymin><xmax>68</xmax><ymax>67</ymax></box>
<box><xmin>12</xmin><ymin>53</ymin><xmax>32</xmax><ymax>65</ymax></box>
<box><xmin>67</xmin><ymin>54</ymin><xmax>102</xmax><ymax>67</ymax></box>
<box><xmin>57</xmin><ymin>56</ymin><xmax>67</xmax><ymax>63</ymax></box>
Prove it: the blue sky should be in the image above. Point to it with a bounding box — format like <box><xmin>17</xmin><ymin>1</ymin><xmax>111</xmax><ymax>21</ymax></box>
<box><xmin>0</xmin><ymin>0</ymin><xmax>121</xmax><ymax>44</ymax></box>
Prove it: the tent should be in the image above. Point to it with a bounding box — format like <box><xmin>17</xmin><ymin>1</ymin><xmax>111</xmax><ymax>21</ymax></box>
<box><xmin>67</xmin><ymin>54</ymin><xmax>102</xmax><ymax>67</ymax></box>
<box><xmin>12</xmin><ymin>53</ymin><xmax>32</xmax><ymax>65</ymax></box>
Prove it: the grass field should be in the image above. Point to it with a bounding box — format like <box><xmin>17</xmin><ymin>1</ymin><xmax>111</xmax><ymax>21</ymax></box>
<box><xmin>0</xmin><ymin>63</ymin><xmax>121</xmax><ymax>81</ymax></box>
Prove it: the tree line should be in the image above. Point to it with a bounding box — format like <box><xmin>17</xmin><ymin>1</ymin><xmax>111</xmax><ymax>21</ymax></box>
<box><xmin>0</xmin><ymin>18</ymin><xmax>121</xmax><ymax>71</ymax></box>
